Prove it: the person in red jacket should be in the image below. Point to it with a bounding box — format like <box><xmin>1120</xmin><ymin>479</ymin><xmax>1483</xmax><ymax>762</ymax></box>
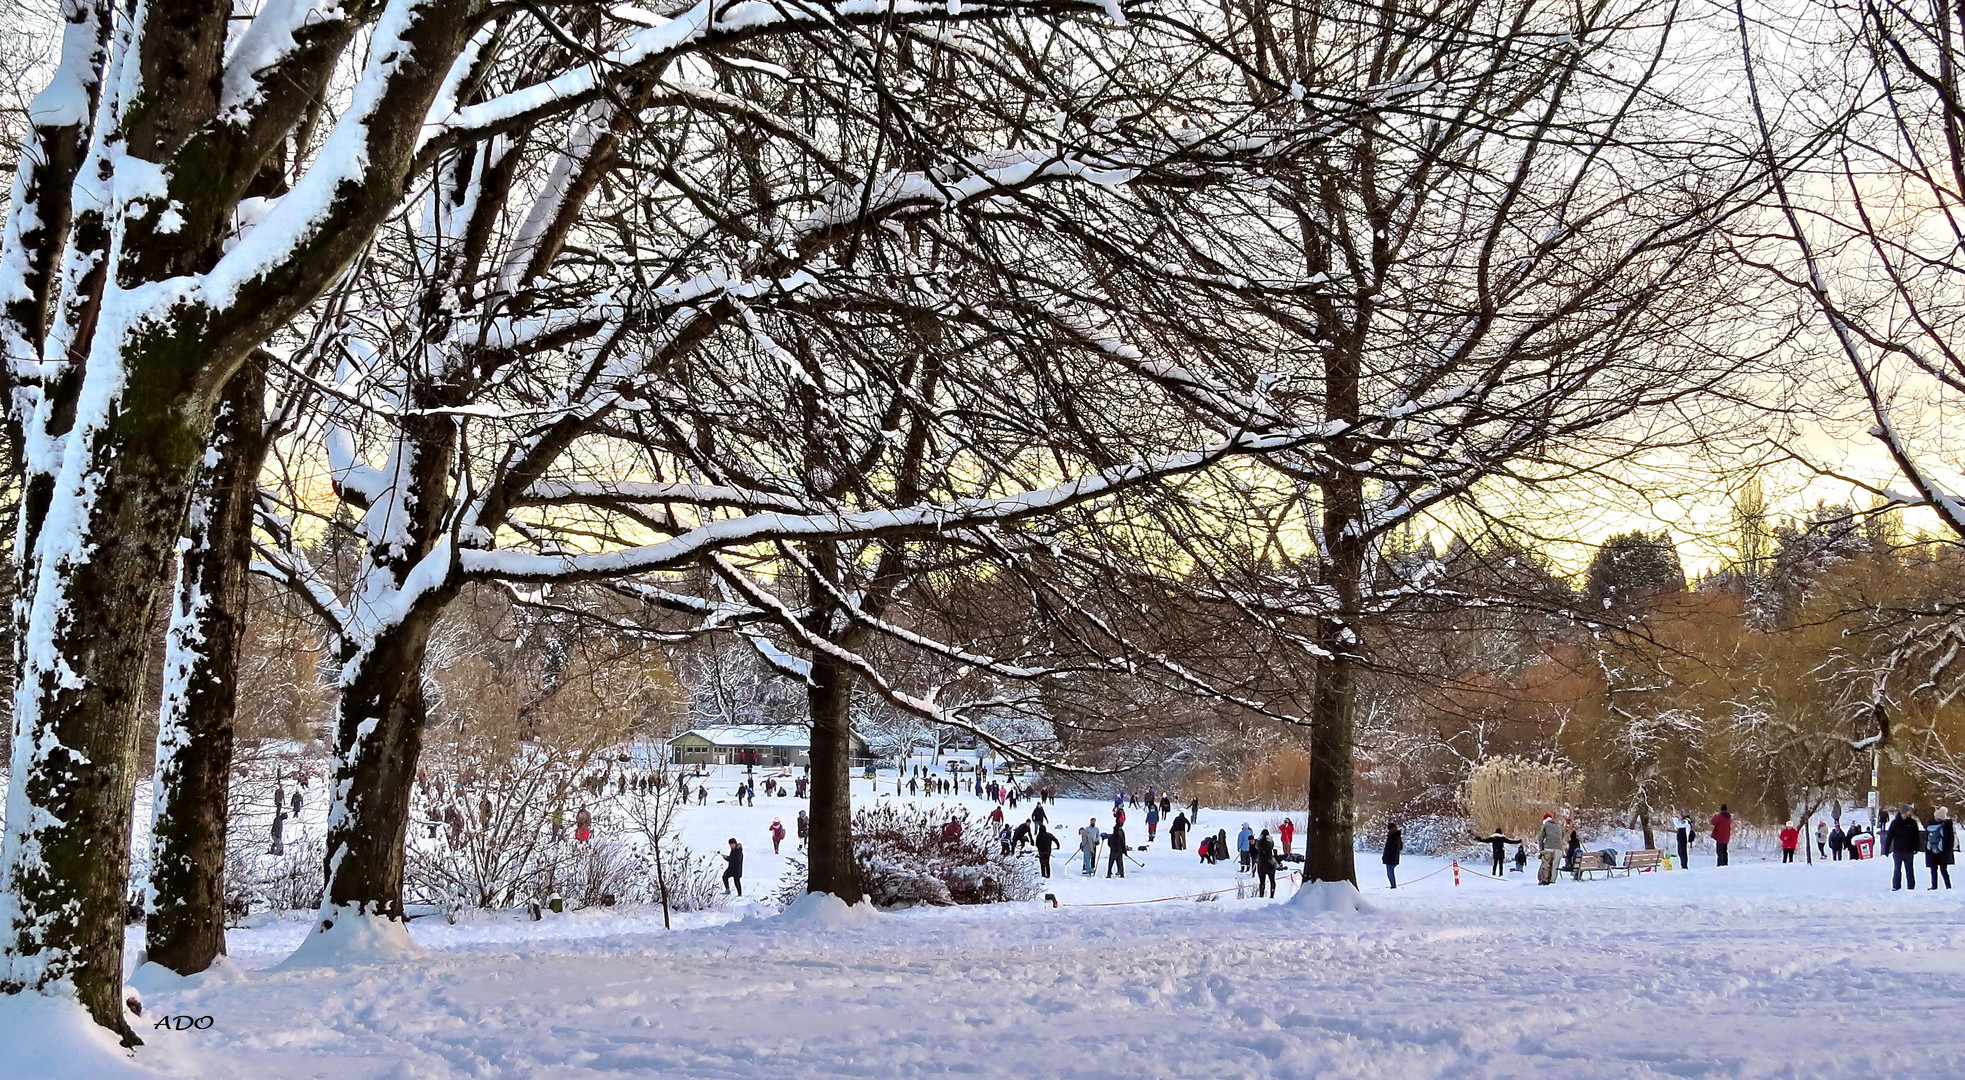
<box><xmin>1779</xmin><ymin>822</ymin><xmax>1800</xmax><ymax>863</ymax></box>
<box><xmin>1279</xmin><ymin>818</ymin><xmax>1296</xmax><ymax>857</ymax></box>
<box><xmin>1710</xmin><ymin>805</ymin><xmax>1734</xmax><ymax>866</ymax></box>
<box><xmin>770</xmin><ymin>818</ymin><xmax>786</xmax><ymax>854</ymax></box>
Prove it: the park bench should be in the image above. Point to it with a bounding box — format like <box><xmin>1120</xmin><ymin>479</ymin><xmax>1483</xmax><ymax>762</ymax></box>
<box><xmin>1571</xmin><ymin>848</ymin><xmax>1666</xmax><ymax>880</ymax></box>
<box><xmin>1570</xmin><ymin>852</ymin><xmax>1618</xmax><ymax>879</ymax></box>
<box><xmin>1623</xmin><ymin>849</ymin><xmax>1665</xmax><ymax>874</ymax></box>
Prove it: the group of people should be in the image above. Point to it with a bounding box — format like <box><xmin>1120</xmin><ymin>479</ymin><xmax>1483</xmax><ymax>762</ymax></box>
<box><xmin>1883</xmin><ymin>805</ymin><xmax>1957</xmax><ymax>890</ymax></box>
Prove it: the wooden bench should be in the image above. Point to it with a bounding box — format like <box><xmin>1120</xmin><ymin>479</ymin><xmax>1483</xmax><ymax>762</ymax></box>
<box><xmin>1570</xmin><ymin>852</ymin><xmax>1618</xmax><ymax>879</ymax></box>
<box><xmin>1624</xmin><ymin>849</ymin><xmax>1665</xmax><ymax>874</ymax></box>
<box><xmin>1571</xmin><ymin>849</ymin><xmax>1666</xmax><ymax>880</ymax></box>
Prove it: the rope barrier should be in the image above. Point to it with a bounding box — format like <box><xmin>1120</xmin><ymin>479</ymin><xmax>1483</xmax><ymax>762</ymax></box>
<box><xmin>1059</xmin><ymin>886</ymin><xmax>1239</xmax><ymax>908</ymax></box>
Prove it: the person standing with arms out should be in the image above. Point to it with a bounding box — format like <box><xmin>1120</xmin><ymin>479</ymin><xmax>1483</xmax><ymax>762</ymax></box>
<box><xmin>1080</xmin><ymin>819</ymin><xmax>1101</xmax><ymax>876</ymax></box>
<box><xmin>1779</xmin><ymin>822</ymin><xmax>1800</xmax><ymax>863</ymax></box>
<box><xmin>1926</xmin><ymin>808</ymin><xmax>1955</xmax><ymax>890</ymax></box>
<box><xmin>1279</xmin><ymin>817</ymin><xmax>1296</xmax><ymax>858</ymax></box>
<box><xmin>1482</xmin><ymin>827</ymin><xmax>1518</xmax><ymax>877</ymax></box>
<box><xmin>1885</xmin><ymin>804</ymin><xmax>1925</xmax><ymax>892</ymax></box>
<box><xmin>1035</xmin><ymin>823</ymin><xmax>1058</xmax><ymax>879</ymax></box>
<box><xmin>1106</xmin><ymin>819</ymin><xmax>1130</xmax><ymax>878</ymax></box>
<box><xmin>1675</xmin><ymin>815</ymin><xmax>1693</xmax><ymax>869</ymax></box>
<box><xmin>1253</xmin><ymin>829</ymin><xmax>1280</xmax><ymax>897</ymax></box>
<box><xmin>1383</xmin><ymin>821</ymin><xmax>1404</xmax><ymax>889</ymax></box>
<box><xmin>1710</xmin><ymin>805</ymin><xmax>1734</xmax><ymax>867</ymax></box>
<box><xmin>722</xmin><ymin>838</ymin><xmax>745</xmax><ymax>895</ymax></box>
<box><xmin>1538</xmin><ymin>813</ymin><xmax>1563</xmax><ymax>885</ymax></box>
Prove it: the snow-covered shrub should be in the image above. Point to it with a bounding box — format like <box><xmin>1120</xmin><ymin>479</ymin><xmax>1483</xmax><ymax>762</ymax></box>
<box><xmin>651</xmin><ymin>848</ymin><xmax>729</xmax><ymax>912</ymax></box>
<box><xmin>774</xmin><ymin>805</ymin><xmax>1037</xmax><ymax>908</ymax></box>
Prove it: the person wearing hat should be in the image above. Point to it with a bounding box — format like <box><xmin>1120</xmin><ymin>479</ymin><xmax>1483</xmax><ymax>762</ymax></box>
<box><xmin>1537</xmin><ymin>813</ymin><xmax>1563</xmax><ymax>885</ymax></box>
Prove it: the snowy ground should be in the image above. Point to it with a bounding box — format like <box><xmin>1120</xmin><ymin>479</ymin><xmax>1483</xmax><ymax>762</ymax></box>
<box><xmin>16</xmin><ymin>768</ymin><xmax>1965</xmax><ymax>1079</ymax></box>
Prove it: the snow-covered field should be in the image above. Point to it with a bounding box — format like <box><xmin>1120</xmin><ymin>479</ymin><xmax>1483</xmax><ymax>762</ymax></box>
<box><xmin>14</xmin><ymin>771</ymin><xmax>1964</xmax><ymax>1080</ymax></box>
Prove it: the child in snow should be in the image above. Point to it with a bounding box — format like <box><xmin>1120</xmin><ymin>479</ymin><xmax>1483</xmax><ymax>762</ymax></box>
<box><xmin>770</xmin><ymin>819</ymin><xmax>786</xmax><ymax>854</ymax></box>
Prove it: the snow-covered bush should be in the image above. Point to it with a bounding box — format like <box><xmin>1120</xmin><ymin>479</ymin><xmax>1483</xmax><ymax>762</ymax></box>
<box><xmin>227</xmin><ymin>837</ymin><xmax>326</xmax><ymax>914</ymax></box>
<box><xmin>774</xmin><ymin>805</ymin><xmax>1037</xmax><ymax>908</ymax></box>
<box><xmin>650</xmin><ymin>848</ymin><xmax>730</xmax><ymax>912</ymax></box>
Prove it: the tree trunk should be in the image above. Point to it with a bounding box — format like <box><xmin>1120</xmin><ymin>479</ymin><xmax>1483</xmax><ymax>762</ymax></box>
<box><xmin>1</xmin><ymin>357</ymin><xmax>218</xmax><ymax>1043</ymax></box>
<box><xmin>1304</xmin><ymin>624</ymin><xmax>1360</xmax><ymax>885</ymax></box>
<box><xmin>315</xmin><ymin>608</ymin><xmax>447</xmax><ymax>929</ymax></box>
<box><xmin>805</xmin><ymin>649</ymin><xmax>863</xmax><ymax>903</ymax></box>
<box><xmin>143</xmin><ymin>359</ymin><xmax>266</xmax><ymax>975</ymax></box>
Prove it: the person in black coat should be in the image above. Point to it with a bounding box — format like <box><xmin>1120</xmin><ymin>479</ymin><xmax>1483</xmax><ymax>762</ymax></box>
<box><xmin>1883</xmin><ymin>806</ymin><xmax>1924</xmax><ymax>891</ymax></box>
<box><xmin>1480</xmin><ymin>828</ymin><xmax>1519</xmax><ymax>876</ymax></box>
<box><xmin>722</xmin><ymin>838</ymin><xmax>745</xmax><ymax>896</ymax></box>
<box><xmin>1035</xmin><ymin>825</ymin><xmax>1059</xmax><ymax>878</ymax></box>
<box><xmin>1169</xmin><ymin>812</ymin><xmax>1189</xmax><ymax>851</ymax></box>
<box><xmin>1106</xmin><ymin>823</ymin><xmax>1129</xmax><ymax>878</ymax></box>
<box><xmin>1828</xmin><ymin>823</ymin><xmax>1847</xmax><ymax>861</ymax></box>
<box><xmin>1383</xmin><ymin>822</ymin><xmax>1404</xmax><ymax>889</ymax></box>
<box><xmin>1253</xmin><ymin>829</ymin><xmax>1280</xmax><ymax>897</ymax></box>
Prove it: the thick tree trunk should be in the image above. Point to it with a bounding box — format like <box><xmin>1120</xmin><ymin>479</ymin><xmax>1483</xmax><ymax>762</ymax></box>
<box><xmin>1304</xmin><ymin>628</ymin><xmax>1360</xmax><ymax>885</ymax></box>
<box><xmin>143</xmin><ymin>359</ymin><xmax>266</xmax><ymax>975</ymax></box>
<box><xmin>315</xmin><ymin>615</ymin><xmax>443</xmax><ymax>928</ymax></box>
<box><xmin>805</xmin><ymin>650</ymin><xmax>863</xmax><ymax>903</ymax></box>
<box><xmin>307</xmin><ymin>391</ymin><xmax>461</xmax><ymax>938</ymax></box>
<box><xmin>1</xmin><ymin>362</ymin><xmax>216</xmax><ymax>1043</ymax></box>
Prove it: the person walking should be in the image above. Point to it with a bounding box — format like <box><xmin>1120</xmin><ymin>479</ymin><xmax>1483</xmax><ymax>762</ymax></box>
<box><xmin>1146</xmin><ymin>804</ymin><xmax>1161</xmax><ymax>843</ymax></box>
<box><xmin>1032</xmin><ymin>802</ymin><xmax>1048</xmax><ymax>831</ymax></box>
<box><xmin>1538</xmin><ymin>813</ymin><xmax>1562</xmax><ymax>885</ymax></box>
<box><xmin>796</xmin><ymin>809</ymin><xmax>810</xmax><ymax>852</ymax></box>
<box><xmin>1885</xmin><ymin>805</ymin><xmax>1925</xmax><ymax>891</ymax></box>
<box><xmin>1189</xmin><ymin>798</ymin><xmax>1201</xmax><ymax>826</ymax></box>
<box><xmin>722</xmin><ymin>838</ymin><xmax>745</xmax><ymax>896</ymax></box>
<box><xmin>1675</xmin><ymin>815</ymin><xmax>1693</xmax><ymax>869</ymax></box>
<box><xmin>1036</xmin><ymin>823</ymin><xmax>1059</xmax><ymax>878</ymax></box>
<box><xmin>1012</xmin><ymin>819</ymin><xmax>1033</xmax><ymax>854</ymax></box>
<box><xmin>1481</xmin><ymin>827</ymin><xmax>1518</xmax><ymax>877</ymax></box>
<box><xmin>1106</xmin><ymin>820</ymin><xmax>1130</xmax><ymax>878</ymax></box>
<box><xmin>291</xmin><ymin>789</ymin><xmax>302</xmax><ymax>817</ymax></box>
<box><xmin>770</xmin><ymin>818</ymin><xmax>786</xmax><ymax>854</ymax></box>
<box><xmin>1815</xmin><ymin>820</ymin><xmax>1829</xmax><ymax>859</ymax></box>
<box><xmin>1237</xmin><ymin>823</ymin><xmax>1255</xmax><ymax>873</ymax></box>
<box><xmin>1926</xmin><ymin>807</ymin><xmax>1955</xmax><ymax>890</ymax></box>
<box><xmin>550</xmin><ymin>807</ymin><xmax>565</xmax><ymax>843</ymax></box>
<box><xmin>1079</xmin><ymin>819</ymin><xmax>1101</xmax><ymax>876</ymax></box>
<box><xmin>269</xmin><ymin>810</ymin><xmax>285</xmax><ymax>856</ymax></box>
<box><xmin>1279</xmin><ymin>817</ymin><xmax>1295</xmax><ymax>858</ymax></box>
<box><xmin>1829</xmin><ymin>822</ymin><xmax>1847</xmax><ymax>861</ymax></box>
<box><xmin>1710</xmin><ymin>805</ymin><xmax>1734</xmax><ymax>867</ymax></box>
<box><xmin>1254</xmin><ymin>828</ymin><xmax>1279</xmax><ymax>897</ymax></box>
<box><xmin>1779</xmin><ymin>822</ymin><xmax>1800</xmax><ymax>863</ymax></box>
<box><xmin>575</xmin><ymin>806</ymin><xmax>592</xmax><ymax>843</ymax></box>
<box><xmin>1383</xmin><ymin>821</ymin><xmax>1403</xmax><ymax>889</ymax></box>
